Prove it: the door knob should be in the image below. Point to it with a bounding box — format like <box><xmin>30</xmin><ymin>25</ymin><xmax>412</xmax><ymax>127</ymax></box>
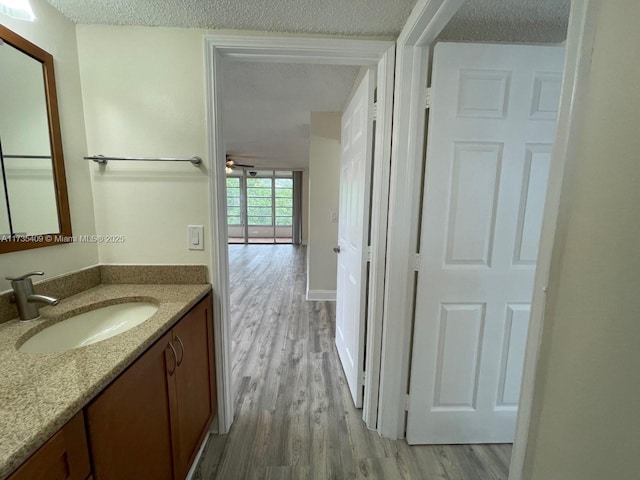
<box><xmin>333</xmin><ymin>246</ymin><xmax>341</xmax><ymax>253</ymax></box>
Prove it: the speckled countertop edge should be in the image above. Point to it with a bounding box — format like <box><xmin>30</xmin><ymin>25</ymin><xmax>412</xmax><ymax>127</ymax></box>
<box><xmin>0</xmin><ymin>283</ymin><xmax>212</xmax><ymax>479</ymax></box>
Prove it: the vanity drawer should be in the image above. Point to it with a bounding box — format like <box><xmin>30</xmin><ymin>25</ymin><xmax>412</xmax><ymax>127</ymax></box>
<box><xmin>8</xmin><ymin>411</ymin><xmax>90</xmax><ymax>480</ymax></box>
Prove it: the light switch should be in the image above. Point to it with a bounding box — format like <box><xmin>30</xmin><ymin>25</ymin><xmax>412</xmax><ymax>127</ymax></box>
<box><xmin>331</xmin><ymin>211</ymin><xmax>338</xmax><ymax>223</ymax></box>
<box><xmin>188</xmin><ymin>225</ymin><xmax>204</xmax><ymax>250</ymax></box>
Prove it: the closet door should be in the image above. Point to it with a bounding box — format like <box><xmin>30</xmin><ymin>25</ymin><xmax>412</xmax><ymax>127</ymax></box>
<box><xmin>407</xmin><ymin>42</ymin><xmax>564</xmax><ymax>444</ymax></box>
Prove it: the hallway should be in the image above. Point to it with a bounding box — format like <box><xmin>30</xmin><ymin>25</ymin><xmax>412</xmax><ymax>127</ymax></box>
<box><xmin>193</xmin><ymin>245</ymin><xmax>511</xmax><ymax>479</ymax></box>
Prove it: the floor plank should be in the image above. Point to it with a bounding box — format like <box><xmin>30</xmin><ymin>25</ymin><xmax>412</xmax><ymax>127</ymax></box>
<box><xmin>193</xmin><ymin>245</ymin><xmax>512</xmax><ymax>479</ymax></box>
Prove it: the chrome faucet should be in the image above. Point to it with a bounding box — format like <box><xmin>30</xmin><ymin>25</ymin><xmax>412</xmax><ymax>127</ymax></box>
<box><xmin>6</xmin><ymin>272</ymin><xmax>60</xmax><ymax>320</ymax></box>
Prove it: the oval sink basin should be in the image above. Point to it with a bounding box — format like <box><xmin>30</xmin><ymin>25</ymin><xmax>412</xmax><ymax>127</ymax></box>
<box><xmin>19</xmin><ymin>302</ymin><xmax>158</xmax><ymax>354</ymax></box>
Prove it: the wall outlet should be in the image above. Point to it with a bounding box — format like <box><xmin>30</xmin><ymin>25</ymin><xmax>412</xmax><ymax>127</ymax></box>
<box><xmin>188</xmin><ymin>225</ymin><xmax>204</xmax><ymax>250</ymax></box>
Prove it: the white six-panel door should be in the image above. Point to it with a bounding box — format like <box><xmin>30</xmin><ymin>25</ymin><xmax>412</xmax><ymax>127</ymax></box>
<box><xmin>336</xmin><ymin>69</ymin><xmax>375</xmax><ymax>408</ymax></box>
<box><xmin>407</xmin><ymin>43</ymin><xmax>564</xmax><ymax>444</ymax></box>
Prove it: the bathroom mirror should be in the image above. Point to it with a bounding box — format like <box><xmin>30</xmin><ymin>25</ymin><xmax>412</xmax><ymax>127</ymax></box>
<box><xmin>0</xmin><ymin>25</ymin><xmax>72</xmax><ymax>253</ymax></box>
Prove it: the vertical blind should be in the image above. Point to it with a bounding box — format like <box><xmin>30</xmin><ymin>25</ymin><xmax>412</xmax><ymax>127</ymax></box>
<box><xmin>292</xmin><ymin>171</ymin><xmax>303</xmax><ymax>245</ymax></box>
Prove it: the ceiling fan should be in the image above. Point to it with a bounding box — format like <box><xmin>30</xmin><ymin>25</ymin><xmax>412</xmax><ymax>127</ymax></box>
<box><xmin>225</xmin><ymin>152</ymin><xmax>283</xmax><ymax>173</ymax></box>
<box><xmin>225</xmin><ymin>154</ymin><xmax>254</xmax><ymax>173</ymax></box>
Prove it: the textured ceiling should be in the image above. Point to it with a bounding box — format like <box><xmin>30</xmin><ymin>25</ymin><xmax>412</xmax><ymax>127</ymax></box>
<box><xmin>222</xmin><ymin>61</ymin><xmax>359</xmax><ymax>169</ymax></box>
<box><xmin>45</xmin><ymin>0</ymin><xmax>417</xmax><ymax>36</ymax></box>
<box><xmin>44</xmin><ymin>0</ymin><xmax>570</xmax><ymax>169</ymax></box>
<box><xmin>438</xmin><ymin>0</ymin><xmax>570</xmax><ymax>43</ymax></box>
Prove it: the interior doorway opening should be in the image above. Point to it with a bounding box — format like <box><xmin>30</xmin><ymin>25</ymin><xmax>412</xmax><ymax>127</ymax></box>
<box><xmin>381</xmin><ymin>1</ymin><xmax>592</xmax><ymax>479</ymax></box>
<box><xmin>402</xmin><ymin>0</ymin><xmax>571</xmax><ymax>453</ymax></box>
<box><xmin>205</xmin><ymin>35</ymin><xmax>395</xmax><ymax>435</ymax></box>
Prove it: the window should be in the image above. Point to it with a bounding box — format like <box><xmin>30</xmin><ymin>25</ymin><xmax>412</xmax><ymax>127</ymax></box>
<box><xmin>226</xmin><ymin>177</ymin><xmax>241</xmax><ymax>226</ymax></box>
<box><xmin>246</xmin><ymin>177</ymin><xmax>273</xmax><ymax>226</ymax></box>
<box><xmin>226</xmin><ymin>170</ymin><xmax>295</xmax><ymax>244</ymax></box>
<box><xmin>275</xmin><ymin>178</ymin><xmax>293</xmax><ymax>226</ymax></box>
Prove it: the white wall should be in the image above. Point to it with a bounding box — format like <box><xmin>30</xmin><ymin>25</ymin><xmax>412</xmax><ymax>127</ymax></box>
<box><xmin>524</xmin><ymin>2</ymin><xmax>640</xmax><ymax>479</ymax></box>
<box><xmin>76</xmin><ymin>26</ymin><xmax>212</xmax><ymax>265</ymax></box>
<box><xmin>306</xmin><ymin>112</ymin><xmax>341</xmax><ymax>297</ymax></box>
<box><xmin>0</xmin><ymin>0</ymin><xmax>98</xmax><ymax>291</ymax></box>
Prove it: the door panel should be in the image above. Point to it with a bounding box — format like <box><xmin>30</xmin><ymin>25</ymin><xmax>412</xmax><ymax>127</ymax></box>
<box><xmin>445</xmin><ymin>142</ymin><xmax>502</xmax><ymax>266</ymax></box>
<box><xmin>8</xmin><ymin>412</ymin><xmax>90</xmax><ymax>480</ymax></box>
<box><xmin>513</xmin><ymin>145</ymin><xmax>552</xmax><ymax>264</ymax></box>
<box><xmin>496</xmin><ymin>304</ymin><xmax>530</xmax><ymax>408</ymax></box>
<box><xmin>335</xmin><ymin>69</ymin><xmax>375</xmax><ymax>408</ymax></box>
<box><xmin>172</xmin><ymin>298</ymin><xmax>214</xmax><ymax>479</ymax></box>
<box><xmin>86</xmin><ymin>331</ymin><xmax>175</xmax><ymax>479</ymax></box>
<box><xmin>407</xmin><ymin>42</ymin><xmax>564</xmax><ymax>444</ymax></box>
<box><xmin>433</xmin><ymin>303</ymin><xmax>485</xmax><ymax>410</ymax></box>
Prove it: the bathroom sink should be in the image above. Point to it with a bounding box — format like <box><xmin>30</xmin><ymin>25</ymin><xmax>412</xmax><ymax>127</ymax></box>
<box><xmin>19</xmin><ymin>302</ymin><xmax>158</xmax><ymax>354</ymax></box>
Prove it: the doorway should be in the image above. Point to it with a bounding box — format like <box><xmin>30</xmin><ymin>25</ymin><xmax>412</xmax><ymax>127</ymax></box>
<box><xmin>204</xmin><ymin>35</ymin><xmax>395</xmax><ymax>434</ymax></box>
<box><xmin>379</xmin><ymin>1</ymin><xmax>594</xmax><ymax>478</ymax></box>
<box><xmin>220</xmin><ymin>59</ymin><xmax>367</xmax><ymax>430</ymax></box>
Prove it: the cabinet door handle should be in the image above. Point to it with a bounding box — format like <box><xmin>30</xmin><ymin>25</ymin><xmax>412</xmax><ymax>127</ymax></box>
<box><xmin>174</xmin><ymin>335</ymin><xmax>185</xmax><ymax>367</ymax></box>
<box><xmin>167</xmin><ymin>342</ymin><xmax>178</xmax><ymax>375</ymax></box>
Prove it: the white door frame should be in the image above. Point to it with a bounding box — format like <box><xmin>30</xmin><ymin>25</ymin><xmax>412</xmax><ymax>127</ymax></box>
<box><xmin>204</xmin><ymin>35</ymin><xmax>395</xmax><ymax>433</ymax></box>
<box><xmin>378</xmin><ymin>1</ymin><xmax>598</xmax><ymax>479</ymax></box>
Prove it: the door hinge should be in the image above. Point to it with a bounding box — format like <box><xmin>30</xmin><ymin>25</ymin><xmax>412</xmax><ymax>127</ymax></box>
<box><xmin>373</xmin><ymin>102</ymin><xmax>378</xmax><ymax>121</ymax></box>
<box><xmin>425</xmin><ymin>87</ymin><xmax>433</xmax><ymax>109</ymax></box>
<box><xmin>360</xmin><ymin>372</ymin><xmax>367</xmax><ymax>385</ymax></box>
<box><xmin>367</xmin><ymin>245</ymin><xmax>372</xmax><ymax>262</ymax></box>
<box><xmin>414</xmin><ymin>253</ymin><xmax>420</xmax><ymax>271</ymax></box>
<box><xmin>405</xmin><ymin>394</ymin><xmax>411</xmax><ymax>411</ymax></box>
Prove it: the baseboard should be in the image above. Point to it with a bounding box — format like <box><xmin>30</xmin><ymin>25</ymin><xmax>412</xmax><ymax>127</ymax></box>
<box><xmin>185</xmin><ymin>432</ymin><xmax>210</xmax><ymax>479</ymax></box>
<box><xmin>306</xmin><ymin>289</ymin><xmax>337</xmax><ymax>301</ymax></box>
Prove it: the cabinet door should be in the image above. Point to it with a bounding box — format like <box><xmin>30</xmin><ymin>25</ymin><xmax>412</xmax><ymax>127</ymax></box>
<box><xmin>86</xmin><ymin>331</ymin><xmax>175</xmax><ymax>480</ymax></box>
<box><xmin>8</xmin><ymin>411</ymin><xmax>90</xmax><ymax>480</ymax></box>
<box><xmin>171</xmin><ymin>294</ymin><xmax>215</xmax><ymax>479</ymax></box>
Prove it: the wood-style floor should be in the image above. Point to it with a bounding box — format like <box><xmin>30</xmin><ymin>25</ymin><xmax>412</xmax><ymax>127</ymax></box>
<box><xmin>193</xmin><ymin>245</ymin><xmax>511</xmax><ymax>479</ymax></box>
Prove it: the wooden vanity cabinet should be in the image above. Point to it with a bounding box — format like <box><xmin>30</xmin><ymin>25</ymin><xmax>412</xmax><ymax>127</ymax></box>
<box><xmin>8</xmin><ymin>411</ymin><xmax>90</xmax><ymax>480</ymax></box>
<box><xmin>86</xmin><ymin>292</ymin><xmax>216</xmax><ymax>480</ymax></box>
<box><xmin>86</xmin><ymin>330</ymin><xmax>175</xmax><ymax>480</ymax></box>
<box><xmin>170</xmin><ymin>296</ymin><xmax>217</xmax><ymax>479</ymax></box>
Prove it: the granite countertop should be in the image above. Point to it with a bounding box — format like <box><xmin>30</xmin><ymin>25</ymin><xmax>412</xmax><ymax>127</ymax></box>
<box><xmin>0</xmin><ymin>282</ymin><xmax>212</xmax><ymax>478</ymax></box>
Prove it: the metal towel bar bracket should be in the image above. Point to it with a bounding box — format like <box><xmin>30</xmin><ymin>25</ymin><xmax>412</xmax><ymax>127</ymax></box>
<box><xmin>84</xmin><ymin>154</ymin><xmax>202</xmax><ymax>166</ymax></box>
